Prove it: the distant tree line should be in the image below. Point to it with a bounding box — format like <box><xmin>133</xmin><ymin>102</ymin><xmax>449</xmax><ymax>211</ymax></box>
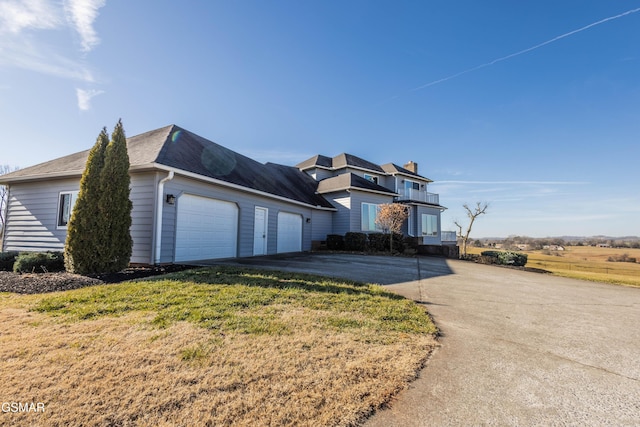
<box><xmin>478</xmin><ymin>236</ymin><xmax>640</xmax><ymax>250</ymax></box>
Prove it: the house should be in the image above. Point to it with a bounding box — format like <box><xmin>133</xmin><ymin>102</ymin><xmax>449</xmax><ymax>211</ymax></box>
<box><xmin>0</xmin><ymin>125</ymin><xmax>448</xmax><ymax>264</ymax></box>
<box><xmin>296</xmin><ymin>154</ymin><xmax>446</xmax><ymax>245</ymax></box>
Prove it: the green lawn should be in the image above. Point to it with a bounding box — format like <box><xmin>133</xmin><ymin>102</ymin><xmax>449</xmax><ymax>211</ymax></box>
<box><xmin>1</xmin><ymin>266</ymin><xmax>437</xmax><ymax>426</ymax></box>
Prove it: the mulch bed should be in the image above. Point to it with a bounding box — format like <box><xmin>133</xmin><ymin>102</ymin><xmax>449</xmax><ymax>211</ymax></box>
<box><xmin>0</xmin><ymin>265</ymin><xmax>194</xmax><ymax>295</ymax></box>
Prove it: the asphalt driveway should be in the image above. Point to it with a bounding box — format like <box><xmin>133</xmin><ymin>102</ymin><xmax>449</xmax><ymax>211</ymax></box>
<box><xmin>217</xmin><ymin>253</ymin><xmax>640</xmax><ymax>426</ymax></box>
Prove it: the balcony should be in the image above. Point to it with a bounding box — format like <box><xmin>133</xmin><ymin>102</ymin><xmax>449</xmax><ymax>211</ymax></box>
<box><xmin>397</xmin><ymin>188</ymin><xmax>439</xmax><ymax>205</ymax></box>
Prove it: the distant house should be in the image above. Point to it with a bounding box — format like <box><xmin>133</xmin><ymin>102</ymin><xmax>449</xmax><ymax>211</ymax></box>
<box><xmin>0</xmin><ymin>125</ymin><xmax>448</xmax><ymax>264</ymax></box>
<box><xmin>543</xmin><ymin>245</ymin><xmax>565</xmax><ymax>251</ymax></box>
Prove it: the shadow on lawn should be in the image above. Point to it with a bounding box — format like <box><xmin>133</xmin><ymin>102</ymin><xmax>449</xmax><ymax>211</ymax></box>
<box><xmin>209</xmin><ymin>253</ymin><xmax>456</xmax><ymax>286</ymax></box>
<box><xmin>142</xmin><ymin>265</ymin><xmax>407</xmax><ymax>300</ymax></box>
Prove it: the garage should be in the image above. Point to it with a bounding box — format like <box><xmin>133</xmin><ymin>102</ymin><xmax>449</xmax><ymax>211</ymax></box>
<box><xmin>175</xmin><ymin>194</ymin><xmax>238</xmax><ymax>262</ymax></box>
<box><xmin>277</xmin><ymin>212</ymin><xmax>302</xmax><ymax>253</ymax></box>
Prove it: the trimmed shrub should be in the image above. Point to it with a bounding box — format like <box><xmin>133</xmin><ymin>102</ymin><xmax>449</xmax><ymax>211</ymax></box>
<box><xmin>0</xmin><ymin>251</ymin><xmax>19</xmax><ymax>271</ymax></box>
<box><xmin>480</xmin><ymin>250</ymin><xmax>500</xmax><ymax>258</ymax></box>
<box><xmin>344</xmin><ymin>232</ymin><xmax>367</xmax><ymax>251</ymax></box>
<box><xmin>326</xmin><ymin>234</ymin><xmax>344</xmax><ymax>250</ymax></box>
<box><xmin>460</xmin><ymin>253</ymin><xmax>479</xmax><ymax>262</ymax></box>
<box><xmin>498</xmin><ymin>251</ymin><xmax>528</xmax><ymax>266</ymax></box>
<box><xmin>14</xmin><ymin>252</ymin><xmax>65</xmax><ymax>274</ymax></box>
<box><xmin>403</xmin><ymin>236</ymin><xmax>420</xmax><ymax>251</ymax></box>
<box><xmin>391</xmin><ymin>232</ymin><xmax>406</xmax><ymax>253</ymax></box>
<box><xmin>367</xmin><ymin>233</ymin><xmax>388</xmax><ymax>252</ymax></box>
<box><xmin>481</xmin><ymin>250</ymin><xmax>528</xmax><ymax>267</ymax></box>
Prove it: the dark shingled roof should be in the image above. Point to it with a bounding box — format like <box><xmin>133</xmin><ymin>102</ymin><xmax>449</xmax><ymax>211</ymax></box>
<box><xmin>296</xmin><ymin>154</ymin><xmax>332</xmax><ymax>170</ymax></box>
<box><xmin>332</xmin><ymin>153</ymin><xmax>386</xmax><ymax>173</ymax></box>
<box><xmin>1</xmin><ymin>125</ymin><xmax>334</xmax><ymax>209</ymax></box>
<box><xmin>317</xmin><ymin>173</ymin><xmax>397</xmax><ymax>195</ymax></box>
<box><xmin>297</xmin><ymin>153</ymin><xmax>387</xmax><ymax>174</ymax></box>
<box><xmin>297</xmin><ymin>153</ymin><xmax>433</xmax><ymax>181</ymax></box>
<box><xmin>381</xmin><ymin>163</ymin><xmax>432</xmax><ymax>182</ymax></box>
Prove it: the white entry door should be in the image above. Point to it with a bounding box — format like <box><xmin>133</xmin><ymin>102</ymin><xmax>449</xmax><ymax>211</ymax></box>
<box><xmin>277</xmin><ymin>212</ymin><xmax>302</xmax><ymax>253</ymax></box>
<box><xmin>253</xmin><ymin>207</ymin><xmax>268</xmax><ymax>256</ymax></box>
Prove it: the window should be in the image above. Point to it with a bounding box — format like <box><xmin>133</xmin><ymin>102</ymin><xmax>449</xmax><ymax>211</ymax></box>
<box><xmin>58</xmin><ymin>191</ymin><xmax>79</xmax><ymax>227</ymax></box>
<box><xmin>364</xmin><ymin>174</ymin><xmax>378</xmax><ymax>184</ymax></box>
<box><xmin>421</xmin><ymin>214</ymin><xmax>438</xmax><ymax>237</ymax></box>
<box><xmin>404</xmin><ymin>180</ymin><xmax>420</xmax><ymax>191</ymax></box>
<box><xmin>361</xmin><ymin>203</ymin><xmax>381</xmax><ymax>231</ymax></box>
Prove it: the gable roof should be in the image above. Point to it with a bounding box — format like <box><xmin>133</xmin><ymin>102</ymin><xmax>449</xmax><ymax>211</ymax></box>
<box><xmin>295</xmin><ymin>154</ymin><xmax>332</xmax><ymax>170</ymax></box>
<box><xmin>297</xmin><ymin>153</ymin><xmax>432</xmax><ymax>181</ymax></box>
<box><xmin>296</xmin><ymin>152</ymin><xmax>386</xmax><ymax>174</ymax></box>
<box><xmin>317</xmin><ymin>173</ymin><xmax>397</xmax><ymax>196</ymax></box>
<box><xmin>332</xmin><ymin>153</ymin><xmax>386</xmax><ymax>173</ymax></box>
<box><xmin>381</xmin><ymin>163</ymin><xmax>433</xmax><ymax>182</ymax></box>
<box><xmin>0</xmin><ymin>125</ymin><xmax>334</xmax><ymax>209</ymax></box>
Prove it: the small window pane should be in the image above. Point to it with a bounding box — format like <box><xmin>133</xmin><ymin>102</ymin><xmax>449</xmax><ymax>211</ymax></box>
<box><xmin>362</xmin><ymin>203</ymin><xmax>381</xmax><ymax>231</ymax></box>
<box><xmin>421</xmin><ymin>214</ymin><xmax>438</xmax><ymax>236</ymax></box>
<box><xmin>58</xmin><ymin>192</ymin><xmax>78</xmax><ymax>227</ymax></box>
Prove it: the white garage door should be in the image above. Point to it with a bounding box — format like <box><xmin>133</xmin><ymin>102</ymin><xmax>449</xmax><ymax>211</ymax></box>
<box><xmin>277</xmin><ymin>212</ymin><xmax>302</xmax><ymax>253</ymax></box>
<box><xmin>175</xmin><ymin>194</ymin><xmax>238</xmax><ymax>262</ymax></box>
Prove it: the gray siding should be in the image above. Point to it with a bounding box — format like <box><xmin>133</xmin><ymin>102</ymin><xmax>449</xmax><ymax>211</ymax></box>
<box><xmin>3</xmin><ymin>173</ymin><xmax>159</xmax><ymax>264</ymax></box>
<box><xmin>159</xmin><ymin>176</ymin><xmax>317</xmax><ymax>263</ymax></box>
<box><xmin>325</xmin><ymin>192</ymin><xmax>351</xmax><ymax>235</ymax></box>
<box><xmin>129</xmin><ymin>173</ymin><xmax>157</xmax><ymax>264</ymax></box>
<box><xmin>3</xmin><ymin>179</ymin><xmax>79</xmax><ymax>252</ymax></box>
<box><xmin>311</xmin><ymin>168</ymin><xmax>333</xmax><ymax>181</ymax></box>
<box><xmin>323</xmin><ymin>190</ymin><xmax>394</xmax><ymax>235</ymax></box>
<box><xmin>311</xmin><ymin>210</ymin><xmax>333</xmax><ymax>240</ymax></box>
<box><xmin>349</xmin><ymin>190</ymin><xmax>394</xmax><ymax>233</ymax></box>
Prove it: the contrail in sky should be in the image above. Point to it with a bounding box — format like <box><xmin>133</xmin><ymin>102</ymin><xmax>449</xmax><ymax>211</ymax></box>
<box><xmin>412</xmin><ymin>7</ymin><xmax>640</xmax><ymax>91</ymax></box>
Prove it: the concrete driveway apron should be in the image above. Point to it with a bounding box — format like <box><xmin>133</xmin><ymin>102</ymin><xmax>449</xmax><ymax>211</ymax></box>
<box><xmin>217</xmin><ymin>253</ymin><xmax>640</xmax><ymax>426</ymax></box>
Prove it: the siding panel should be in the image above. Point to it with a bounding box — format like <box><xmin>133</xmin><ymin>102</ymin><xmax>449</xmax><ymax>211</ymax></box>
<box><xmin>3</xmin><ymin>179</ymin><xmax>78</xmax><ymax>252</ymax></box>
<box><xmin>160</xmin><ymin>176</ymin><xmax>316</xmax><ymax>263</ymax></box>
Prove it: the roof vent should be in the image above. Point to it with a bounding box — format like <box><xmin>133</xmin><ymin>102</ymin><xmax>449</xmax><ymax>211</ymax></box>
<box><xmin>403</xmin><ymin>161</ymin><xmax>418</xmax><ymax>174</ymax></box>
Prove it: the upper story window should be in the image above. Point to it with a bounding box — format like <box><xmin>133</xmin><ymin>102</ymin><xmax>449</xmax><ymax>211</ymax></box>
<box><xmin>405</xmin><ymin>180</ymin><xmax>420</xmax><ymax>191</ymax></box>
<box><xmin>364</xmin><ymin>174</ymin><xmax>379</xmax><ymax>184</ymax></box>
<box><xmin>58</xmin><ymin>191</ymin><xmax>79</xmax><ymax>228</ymax></box>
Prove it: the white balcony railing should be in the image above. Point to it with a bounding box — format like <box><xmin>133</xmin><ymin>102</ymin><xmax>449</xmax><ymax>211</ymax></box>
<box><xmin>397</xmin><ymin>188</ymin><xmax>439</xmax><ymax>205</ymax></box>
<box><xmin>441</xmin><ymin>231</ymin><xmax>457</xmax><ymax>243</ymax></box>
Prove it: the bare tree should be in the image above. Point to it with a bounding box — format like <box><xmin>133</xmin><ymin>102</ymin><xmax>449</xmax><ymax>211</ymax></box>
<box><xmin>375</xmin><ymin>203</ymin><xmax>409</xmax><ymax>253</ymax></box>
<box><xmin>1</xmin><ymin>165</ymin><xmax>19</xmax><ymax>238</ymax></box>
<box><xmin>454</xmin><ymin>202</ymin><xmax>489</xmax><ymax>257</ymax></box>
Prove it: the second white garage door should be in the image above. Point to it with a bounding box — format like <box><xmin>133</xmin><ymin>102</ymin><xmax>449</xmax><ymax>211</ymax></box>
<box><xmin>277</xmin><ymin>212</ymin><xmax>302</xmax><ymax>253</ymax></box>
<box><xmin>175</xmin><ymin>194</ymin><xmax>238</xmax><ymax>262</ymax></box>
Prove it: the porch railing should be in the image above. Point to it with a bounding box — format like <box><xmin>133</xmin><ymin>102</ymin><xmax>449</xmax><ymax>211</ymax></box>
<box><xmin>441</xmin><ymin>231</ymin><xmax>457</xmax><ymax>243</ymax></box>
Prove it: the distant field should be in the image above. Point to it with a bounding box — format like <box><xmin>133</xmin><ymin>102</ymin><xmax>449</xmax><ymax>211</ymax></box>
<box><xmin>468</xmin><ymin>246</ymin><xmax>640</xmax><ymax>287</ymax></box>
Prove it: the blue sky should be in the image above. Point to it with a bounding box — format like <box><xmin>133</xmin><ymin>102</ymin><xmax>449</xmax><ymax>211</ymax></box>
<box><xmin>1</xmin><ymin>1</ymin><xmax>639</xmax><ymax>238</ymax></box>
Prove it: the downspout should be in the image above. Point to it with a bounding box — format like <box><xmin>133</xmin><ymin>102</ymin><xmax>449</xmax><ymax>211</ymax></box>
<box><xmin>154</xmin><ymin>171</ymin><xmax>174</xmax><ymax>264</ymax></box>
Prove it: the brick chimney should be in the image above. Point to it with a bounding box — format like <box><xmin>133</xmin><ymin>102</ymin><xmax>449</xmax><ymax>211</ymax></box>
<box><xmin>403</xmin><ymin>161</ymin><xmax>418</xmax><ymax>174</ymax></box>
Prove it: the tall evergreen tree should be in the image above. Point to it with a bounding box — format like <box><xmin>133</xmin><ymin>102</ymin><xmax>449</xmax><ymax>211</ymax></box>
<box><xmin>64</xmin><ymin>128</ymin><xmax>110</xmax><ymax>274</ymax></box>
<box><xmin>99</xmin><ymin>119</ymin><xmax>133</xmax><ymax>273</ymax></box>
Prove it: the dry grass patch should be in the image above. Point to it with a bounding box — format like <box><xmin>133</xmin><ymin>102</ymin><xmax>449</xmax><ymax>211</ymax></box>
<box><xmin>0</xmin><ymin>267</ymin><xmax>437</xmax><ymax>426</ymax></box>
<box><xmin>467</xmin><ymin>246</ymin><xmax>640</xmax><ymax>287</ymax></box>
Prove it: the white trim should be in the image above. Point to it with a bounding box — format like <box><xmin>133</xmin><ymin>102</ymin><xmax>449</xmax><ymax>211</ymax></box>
<box><xmin>318</xmin><ymin>186</ymin><xmax>398</xmax><ymax>197</ymax></box>
<box><xmin>253</xmin><ymin>206</ymin><xmax>269</xmax><ymax>256</ymax></box>
<box><xmin>154</xmin><ymin>171</ymin><xmax>174</xmax><ymax>264</ymax></box>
